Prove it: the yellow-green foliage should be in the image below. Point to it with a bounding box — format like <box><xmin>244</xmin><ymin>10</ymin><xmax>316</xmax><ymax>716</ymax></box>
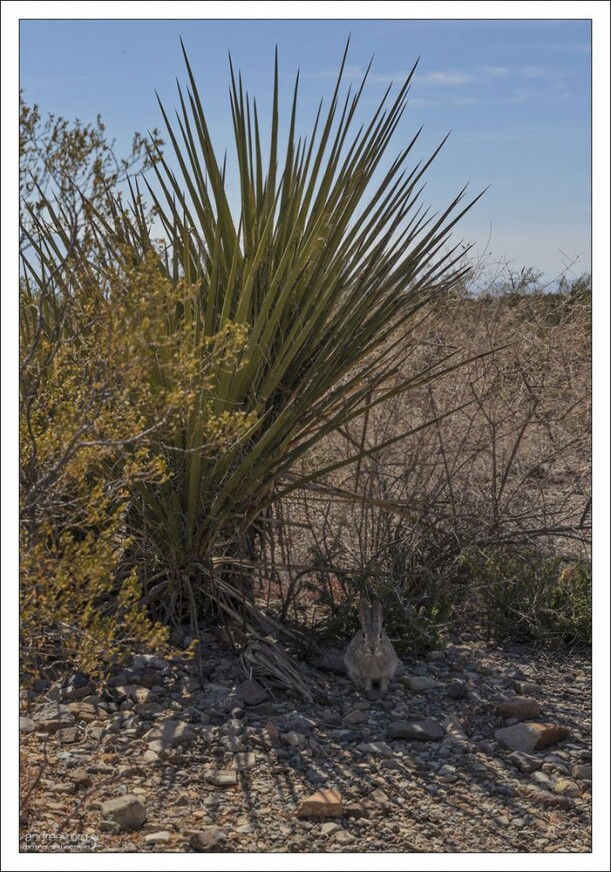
<box><xmin>20</xmin><ymin>250</ymin><xmax>256</xmax><ymax>675</ymax></box>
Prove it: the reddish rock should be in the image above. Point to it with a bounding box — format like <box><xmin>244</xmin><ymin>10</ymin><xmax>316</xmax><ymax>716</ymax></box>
<box><xmin>297</xmin><ymin>789</ymin><xmax>342</xmax><ymax>819</ymax></box>
<box><xmin>528</xmin><ymin>789</ymin><xmax>573</xmax><ymax>810</ymax></box>
<box><xmin>499</xmin><ymin>698</ymin><xmax>541</xmax><ymax>720</ymax></box>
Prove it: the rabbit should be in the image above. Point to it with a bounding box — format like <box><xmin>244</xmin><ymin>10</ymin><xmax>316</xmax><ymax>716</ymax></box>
<box><xmin>344</xmin><ymin>596</ymin><xmax>399</xmax><ymax>694</ymax></box>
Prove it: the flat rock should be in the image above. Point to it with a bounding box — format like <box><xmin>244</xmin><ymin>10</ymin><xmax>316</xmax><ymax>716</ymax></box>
<box><xmin>20</xmin><ymin>716</ymin><xmax>35</xmax><ymax>733</ymax></box>
<box><xmin>190</xmin><ymin>827</ymin><xmax>227</xmax><ymax>852</ymax></box>
<box><xmin>204</xmin><ymin>769</ymin><xmax>238</xmax><ymax>787</ymax></box>
<box><xmin>528</xmin><ymin>789</ymin><xmax>573</xmax><ymax>810</ymax></box>
<box><xmin>498</xmin><ymin>698</ymin><xmax>541</xmax><ymax>720</ymax></box>
<box><xmin>297</xmin><ymin>789</ymin><xmax>342</xmax><ymax>818</ymax></box>
<box><xmin>495</xmin><ymin>722</ymin><xmax>570</xmax><ymax>753</ymax></box>
<box><xmin>508</xmin><ymin>751</ymin><xmax>543</xmax><ymax>773</ymax></box>
<box><xmin>311</xmin><ymin>648</ymin><xmax>347</xmax><ymax>675</ymax></box>
<box><xmin>146</xmin><ymin>718</ymin><xmax>195</xmax><ymax>747</ymax></box>
<box><xmin>335</xmin><ymin>830</ymin><xmax>357</xmax><ymax>845</ymax></box>
<box><xmin>144</xmin><ymin>831</ymin><xmax>171</xmax><ymax>844</ymax></box>
<box><xmin>67</xmin><ymin>701</ymin><xmax>110</xmax><ymax>723</ymax></box>
<box><xmin>514</xmin><ymin>680</ymin><xmax>542</xmax><ymax>696</ymax></box>
<box><xmin>343</xmin><ymin>709</ymin><xmax>368</xmax><ymax>725</ymax></box>
<box><xmin>233</xmin><ymin>752</ymin><xmax>256</xmax><ymax>771</ymax></box>
<box><xmin>571</xmin><ymin>763</ymin><xmax>592</xmax><ymax>780</ymax></box>
<box><xmin>236</xmin><ymin>680</ymin><xmax>269</xmax><ymax>706</ymax></box>
<box><xmin>101</xmin><ymin>795</ymin><xmax>147</xmax><ymax>830</ymax></box>
<box><xmin>401</xmin><ymin>675</ymin><xmax>439</xmax><ymax>692</ymax></box>
<box><xmin>134</xmin><ymin>702</ymin><xmax>165</xmax><ymax>718</ymax></box>
<box><xmin>57</xmin><ymin>727</ymin><xmax>79</xmax><ymax>744</ymax></box>
<box><xmin>321</xmin><ymin>821</ymin><xmax>342</xmax><ymax>836</ymax></box>
<box><xmin>33</xmin><ymin>704</ymin><xmax>75</xmax><ymax>733</ymax></box>
<box><xmin>387</xmin><ymin>718</ymin><xmax>444</xmax><ymax>741</ymax></box>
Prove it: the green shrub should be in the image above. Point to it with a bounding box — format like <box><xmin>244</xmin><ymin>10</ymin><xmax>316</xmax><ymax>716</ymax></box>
<box><xmin>458</xmin><ymin>545</ymin><xmax>591</xmax><ymax>645</ymax></box>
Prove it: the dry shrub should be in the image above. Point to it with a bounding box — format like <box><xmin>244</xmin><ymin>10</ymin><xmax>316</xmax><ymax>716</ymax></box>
<box><xmin>257</xmin><ymin>276</ymin><xmax>591</xmax><ymax>649</ymax></box>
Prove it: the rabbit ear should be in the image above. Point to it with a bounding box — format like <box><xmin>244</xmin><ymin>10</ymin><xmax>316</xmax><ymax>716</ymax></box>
<box><xmin>372</xmin><ymin>600</ymin><xmax>383</xmax><ymax>631</ymax></box>
<box><xmin>358</xmin><ymin>596</ymin><xmax>371</xmax><ymax>629</ymax></box>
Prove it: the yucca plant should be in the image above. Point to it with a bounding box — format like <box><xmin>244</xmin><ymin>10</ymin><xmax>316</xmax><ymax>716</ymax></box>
<box><xmin>24</xmin><ymin>41</ymin><xmax>487</xmax><ymax>644</ymax></box>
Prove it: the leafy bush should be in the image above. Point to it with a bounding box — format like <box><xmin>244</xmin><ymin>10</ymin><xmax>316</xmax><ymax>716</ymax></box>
<box><xmin>458</xmin><ymin>545</ymin><xmax>591</xmax><ymax>645</ymax></box>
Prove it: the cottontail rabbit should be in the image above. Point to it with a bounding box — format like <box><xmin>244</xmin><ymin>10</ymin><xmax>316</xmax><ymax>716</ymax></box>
<box><xmin>344</xmin><ymin>596</ymin><xmax>399</xmax><ymax>694</ymax></box>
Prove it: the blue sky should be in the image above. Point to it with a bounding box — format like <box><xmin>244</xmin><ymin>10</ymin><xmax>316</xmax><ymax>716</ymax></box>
<box><xmin>20</xmin><ymin>18</ymin><xmax>592</xmax><ymax>280</ymax></box>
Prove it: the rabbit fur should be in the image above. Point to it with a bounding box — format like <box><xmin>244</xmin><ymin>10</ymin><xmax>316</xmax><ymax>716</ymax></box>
<box><xmin>344</xmin><ymin>596</ymin><xmax>399</xmax><ymax>694</ymax></box>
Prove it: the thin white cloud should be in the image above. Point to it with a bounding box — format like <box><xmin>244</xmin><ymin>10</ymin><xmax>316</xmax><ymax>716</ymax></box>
<box><xmin>417</xmin><ymin>69</ymin><xmax>475</xmax><ymax>86</ymax></box>
<box><xmin>521</xmin><ymin>65</ymin><xmax>566</xmax><ymax>80</ymax></box>
<box><xmin>479</xmin><ymin>66</ymin><xmax>511</xmax><ymax>77</ymax></box>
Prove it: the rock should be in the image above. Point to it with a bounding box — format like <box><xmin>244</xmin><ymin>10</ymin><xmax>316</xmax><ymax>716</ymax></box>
<box><xmin>189</xmin><ymin>827</ymin><xmax>227</xmax><ymax>852</ymax></box>
<box><xmin>219</xmin><ymin>718</ymin><xmax>244</xmax><ymax>737</ymax></box>
<box><xmin>498</xmin><ymin>698</ymin><xmax>541</xmax><ymax>720</ymax></box>
<box><xmin>356</xmin><ymin>741</ymin><xmax>393</xmax><ymax>757</ymax></box>
<box><xmin>134</xmin><ymin>702</ymin><xmax>165</xmax><ymax>718</ymax></box>
<box><xmin>142</xmin><ymin>749</ymin><xmax>160</xmax><ymax>764</ymax></box>
<box><xmin>387</xmin><ymin>718</ymin><xmax>444</xmax><ymax>741</ymax></box>
<box><xmin>132</xmin><ymin>654</ymin><xmax>170</xmax><ymax>671</ymax></box>
<box><xmin>495</xmin><ymin>722</ymin><xmax>570</xmax><ymax>753</ymax></box>
<box><xmin>335</xmin><ymin>830</ymin><xmax>357</xmax><ymax>845</ymax></box>
<box><xmin>132</xmin><ymin>686</ymin><xmax>160</xmax><ymax>705</ymax></box>
<box><xmin>282</xmin><ymin>731</ymin><xmax>306</xmax><ymax>748</ymax></box>
<box><xmin>528</xmin><ymin>789</ymin><xmax>573</xmax><ymax>810</ymax></box>
<box><xmin>442</xmin><ymin>715</ymin><xmax>469</xmax><ymax>747</ymax></box>
<box><xmin>59</xmin><ymin>673</ymin><xmax>96</xmax><ymax>701</ymax></box>
<box><xmin>146</xmin><ymin>718</ymin><xmax>195</xmax><ymax>748</ymax></box>
<box><xmin>508</xmin><ymin>751</ymin><xmax>542</xmax><ymax>774</ymax></box>
<box><xmin>297</xmin><ymin>789</ymin><xmax>343</xmax><ymax>819</ymax></box>
<box><xmin>571</xmin><ymin>763</ymin><xmax>592</xmax><ymax>780</ymax></box>
<box><xmin>447</xmin><ymin>680</ymin><xmax>467</xmax><ymax>700</ymax></box>
<box><xmin>260</xmin><ymin>719</ymin><xmax>281</xmax><ymax>749</ymax></box>
<box><xmin>286</xmin><ymin>714</ymin><xmax>317</xmax><ymax>732</ymax></box>
<box><xmin>67</xmin><ymin>701</ymin><xmax>110</xmax><ymax>723</ymax></box>
<box><xmin>343</xmin><ymin>709</ymin><xmax>368</xmax><ymax>726</ymax></box>
<box><xmin>57</xmin><ymin>727</ymin><xmax>79</xmax><ymax>744</ymax></box>
<box><xmin>33</xmin><ymin>704</ymin><xmax>75</xmax><ymax>733</ymax></box>
<box><xmin>235</xmin><ymin>823</ymin><xmax>254</xmax><ymax>834</ymax></box>
<box><xmin>554</xmin><ymin>779</ymin><xmax>582</xmax><ymax>798</ymax></box>
<box><xmin>204</xmin><ymin>769</ymin><xmax>238</xmax><ymax>787</ymax></box>
<box><xmin>233</xmin><ymin>752</ymin><xmax>256</xmax><ymax>771</ymax></box>
<box><xmin>401</xmin><ymin>675</ymin><xmax>439</xmax><ymax>692</ymax></box>
<box><xmin>70</xmin><ymin>768</ymin><xmax>92</xmax><ymax>789</ymax></box>
<box><xmin>144</xmin><ymin>831</ymin><xmax>171</xmax><ymax>844</ymax></box>
<box><xmin>321</xmin><ymin>821</ymin><xmax>342</xmax><ymax>836</ymax></box>
<box><xmin>514</xmin><ymin>680</ymin><xmax>542</xmax><ymax>696</ymax></box>
<box><xmin>19</xmin><ymin>716</ymin><xmax>35</xmax><ymax>733</ymax></box>
<box><xmin>344</xmin><ymin>802</ymin><xmax>367</xmax><ymax>819</ymax></box>
<box><xmin>236</xmin><ymin>680</ymin><xmax>268</xmax><ymax>706</ymax></box>
<box><xmin>101</xmin><ymin>795</ymin><xmax>147</xmax><ymax>830</ymax></box>
<box><xmin>532</xmin><ymin>771</ymin><xmax>554</xmax><ymax>788</ymax></box>
<box><xmin>311</xmin><ymin>648</ymin><xmax>347</xmax><ymax>675</ymax></box>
